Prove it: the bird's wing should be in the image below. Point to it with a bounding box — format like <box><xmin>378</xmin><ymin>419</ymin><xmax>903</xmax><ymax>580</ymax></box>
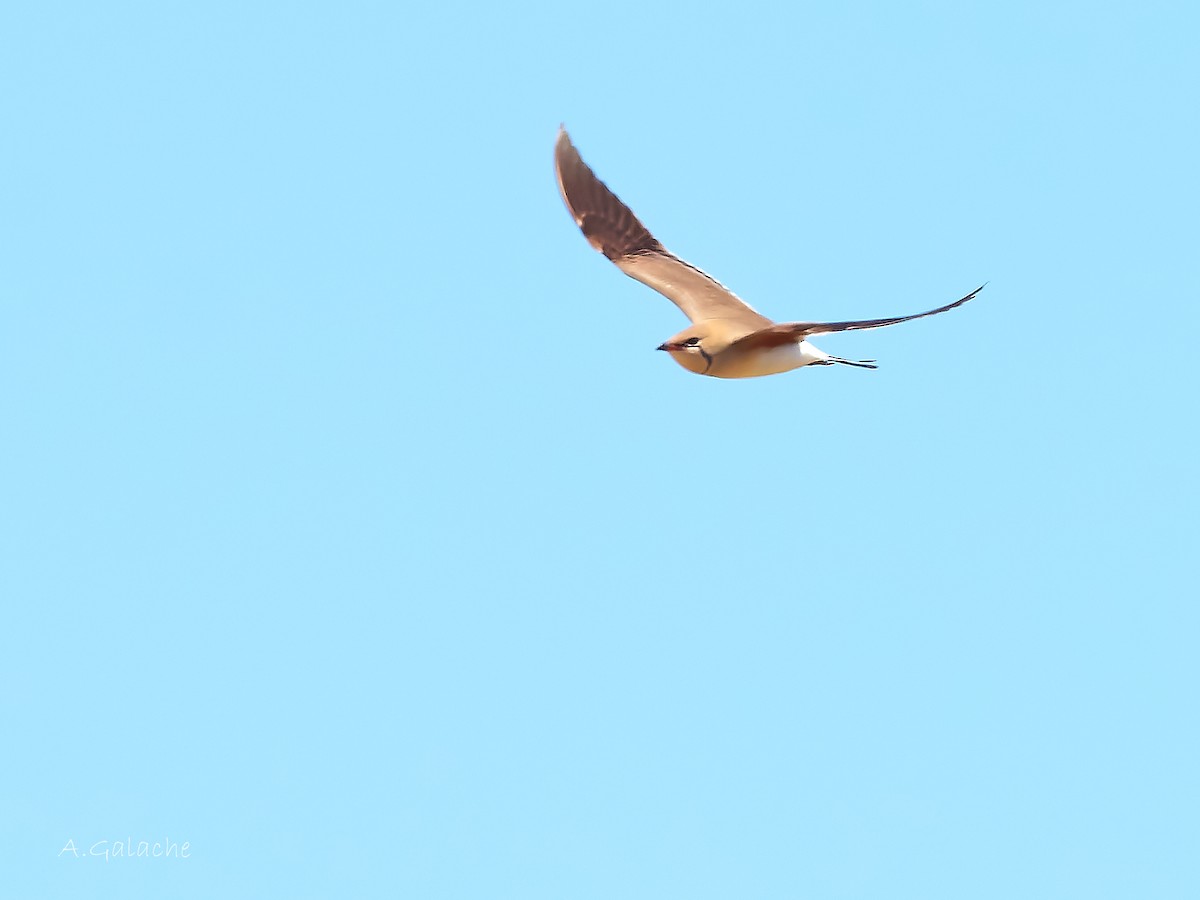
<box><xmin>729</xmin><ymin>284</ymin><xmax>986</xmax><ymax>350</ymax></box>
<box><xmin>554</xmin><ymin>128</ymin><xmax>772</xmax><ymax>329</ymax></box>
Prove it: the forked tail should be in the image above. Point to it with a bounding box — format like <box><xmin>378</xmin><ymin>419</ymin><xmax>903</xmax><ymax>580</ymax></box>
<box><xmin>828</xmin><ymin>356</ymin><xmax>878</xmax><ymax>370</ymax></box>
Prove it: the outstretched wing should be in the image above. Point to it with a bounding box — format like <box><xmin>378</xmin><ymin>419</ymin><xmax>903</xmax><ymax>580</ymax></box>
<box><xmin>554</xmin><ymin>128</ymin><xmax>771</xmax><ymax>330</ymax></box>
<box><xmin>729</xmin><ymin>284</ymin><xmax>986</xmax><ymax>351</ymax></box>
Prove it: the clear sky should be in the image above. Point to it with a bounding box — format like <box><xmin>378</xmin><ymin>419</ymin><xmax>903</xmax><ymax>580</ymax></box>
<box><xmin>3</xmin><ymin>1</ymin><xmax>1197</xmax><ymax>897</ymax></box>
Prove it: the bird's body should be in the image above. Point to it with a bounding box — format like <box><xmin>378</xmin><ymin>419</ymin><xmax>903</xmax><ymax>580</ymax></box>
<box><xmin>553</xmin><ymin>127</ymin><xmax>983</xmax><ymax>378</ymax></box>
<box><xmin>706</xmin><ymin>339</ymin><xmax>831</xmax><ymax>379</ymax></box>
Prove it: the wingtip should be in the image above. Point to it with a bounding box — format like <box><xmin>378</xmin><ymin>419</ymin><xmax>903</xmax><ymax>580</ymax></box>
<box><xmin>554</xmin><ymin>127</ymin><xmax>577</xmax><ymax>170</ymax></box>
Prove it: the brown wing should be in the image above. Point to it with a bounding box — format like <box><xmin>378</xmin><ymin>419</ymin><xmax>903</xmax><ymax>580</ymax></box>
<box><xmin>554</xmin><ymin>128</ymin><xmax>772</xmax><ymax>329</ymax></box>
<box><xmin>735</xmin><ymin>284</ymin><xmax>986</xmax><ymax>345</ymax></box>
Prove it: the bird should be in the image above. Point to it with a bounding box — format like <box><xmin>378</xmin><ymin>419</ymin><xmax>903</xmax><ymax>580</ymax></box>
<box><xmin>554</xmin><ymin>127</ymin><xmax>984</xmax><ymax>379</ymax></box>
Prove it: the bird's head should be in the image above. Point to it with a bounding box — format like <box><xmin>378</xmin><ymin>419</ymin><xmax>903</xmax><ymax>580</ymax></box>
<box><xmin>656</xmin><ymin>322</ymin><xmax>740</xmax><ymax>375</ymax></box>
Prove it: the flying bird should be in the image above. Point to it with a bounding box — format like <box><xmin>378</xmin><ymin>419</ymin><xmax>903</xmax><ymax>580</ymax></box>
<box><xmin>554</xmin><ymin>127</ymin><xmax>983</xmax><ymax>378</ymax></box>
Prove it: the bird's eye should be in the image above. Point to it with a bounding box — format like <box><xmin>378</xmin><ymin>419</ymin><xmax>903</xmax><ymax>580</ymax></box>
<box><xmin>685</xmin><ymin>337</ymin><xmax>701</xmax><ymax>346</ymax></box>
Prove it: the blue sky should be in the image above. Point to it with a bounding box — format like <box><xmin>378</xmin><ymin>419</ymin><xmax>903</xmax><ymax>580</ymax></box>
<box><xmin>2</xmin><ymin>1</ymin><xmax>1197</xmax><ymax>897</ymax></box>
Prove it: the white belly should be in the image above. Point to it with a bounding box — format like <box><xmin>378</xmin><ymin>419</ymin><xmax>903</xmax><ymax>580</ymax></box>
<box><xmin>713</xmin><ymin>340</ymin><xmax>829</xmax><ymax>378</ymax></box>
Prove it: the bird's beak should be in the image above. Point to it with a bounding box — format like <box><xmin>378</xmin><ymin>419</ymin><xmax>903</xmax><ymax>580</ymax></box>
<box><xmin>656</xmin><ymin>342</ymin><xmax>675</xmax><ymax>352</ymax></box>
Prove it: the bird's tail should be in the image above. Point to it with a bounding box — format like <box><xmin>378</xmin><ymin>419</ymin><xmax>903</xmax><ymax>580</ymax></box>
<box><xmin>828</xmin><ymin>356</ymin><xmax>878</xmax><ymax>370</ymax></box>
